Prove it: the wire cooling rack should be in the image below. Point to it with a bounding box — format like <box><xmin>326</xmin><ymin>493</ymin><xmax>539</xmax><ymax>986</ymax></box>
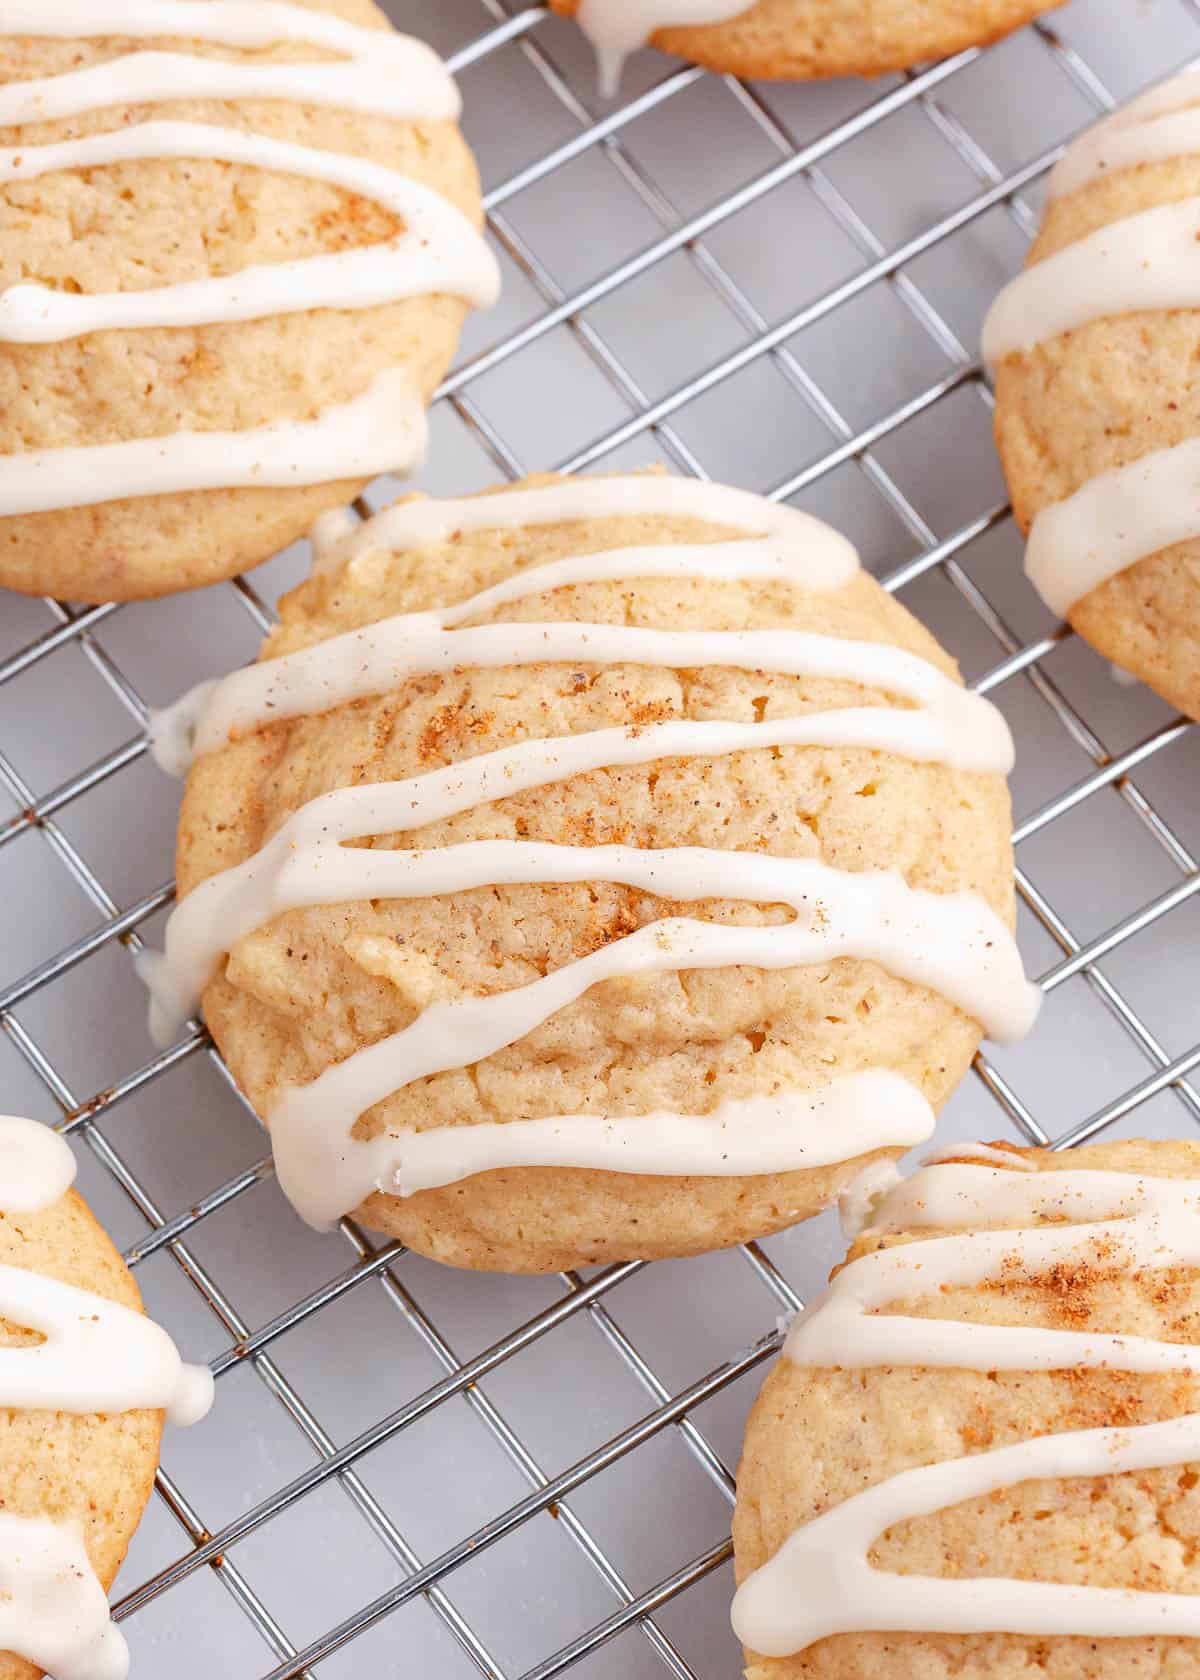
<box><xmin>2</xmin><ymin>2</ymin><xmax>1200</xmax><ymax>1675</ymax></box>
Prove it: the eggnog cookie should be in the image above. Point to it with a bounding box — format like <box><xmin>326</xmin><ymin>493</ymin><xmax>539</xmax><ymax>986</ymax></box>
<box><xmin>985</xmin><ymin>73</ymin><xmax>1200</xmax><ymax>719</ymax></box>
<box><xmin>0</xmin><ymin>1112</ymin><xmax>211</xmax><ymax>1680</ymax></box>
<box><xmin>150</xmin><ymin>470</ymin><xmax>1035</xmax><ymax>1273</ymax></box>
<box><xmin>551</xmin><ymin>0</ymin><xmax>1058</xmax><ymax>89</ymax></box>
<box><xmin>733</xmin><ymin>1137</ymin><xmax>1200</xmax><ymax>1679</ymax></box>
<box><xmin>0</xmin><ymin>0</ymin><xmax>497</xmax><ymax>603</ymax></box>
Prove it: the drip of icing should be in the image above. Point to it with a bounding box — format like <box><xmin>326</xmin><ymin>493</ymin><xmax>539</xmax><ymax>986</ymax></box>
<box><xmin>785</xmin><ymin>1165</ymin><xmax>1200</xmax><ymax>1374</ymax></box>
<box><xmin>148</xmin><ymin>680</ymin><xmax>222</xmax><ymax>779</ymax></box>
<box><xmin>1047</xmin><ymin>72</ymin><xmax>1200</xmax><ymax>198</ymax></box>
<box><xmin>309</xmin><ymin>505</ymin><xmax>364</xmax><ymax>575</ymax></box>
<box><xmin>380</xmin><ymin>1070</ymin><xmax>932</xmax><ymax>1198</ymax></box>
<box><xmin>732</xmin><ymin>1411</ymin><xmax>1200</xmax><ymax>1657</ymax></box>
<box><xmin>573</xmin><ymin>0</ymin><xmax>750</xmax><ymax>95</ymax></box>
<box><xmin>0</xmin><ymin>1114</ymin><xmax>77</xmax><ymax>1211</ymax></box>
<box><xmin>1024</xmin><ymin>432</ymin><xmax>1200</xmax><ymax>618</ymax></box>
<box><xmin>269</xmin><ymin>879</ymin><xmax>1035</xmax><ymax>1230</ymax></box>
<box><xmin>308</xmin><ymin>473</ymin><xmax>859</xmax><ymax>578</ymax></box>
<box><xmin>147</xmin><ymin>715</ymin><xmax>1021</xmax><ymax>1041</ymax></box>
<box><xmin>0</xmin><ymin>123</ymin><xmax>498</xmax><ymax>343</ymax></box>
<box><xmin>983</xmin><ymin>196</ymin><xmax>1200</xmax><ymax>363</ymax></box>
<box><xmin>837</xmin><ymin>1157</ymin><xmax>906</xmax><ymax>1242</ymax></box>
<box><xmin>0</xmin><ymin>1513</ymin><xmax>130</xmax><ymax>1680</ymax></box>
<box><xmin>0</xmin><ymin>50</ymin><xmax>458</xmax><ymax>130</ymax></box>
<box><xmin>0</xmin><ymin>367</ymin><xmax>428</xmax><ymax>517</ymax></box>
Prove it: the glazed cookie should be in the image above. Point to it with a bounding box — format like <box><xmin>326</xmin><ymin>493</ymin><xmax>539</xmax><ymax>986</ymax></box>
<box><xmin>0</xmin><ymin>0</ymin><xmax>498</xmax><ymax>602</ymax></box>
<box><xmin>985</xmin><ymin>73</ymin><xmax>1200</xmax><ymax>719</ymax></box>
<box><xmin>0</xmin><ymin>1112</ymin><xmax>211</xmax><ymax>1680</ymax></box>
<box><xmin>147</xmin><ymin>471</ymin><xmax>1036</xmax><ymax>1273</ymax></box>
<box><xmin>551</xmin><ymin>0</ymin><xmax>1059</xmax><ymax>90</ymax></box>
<box><xmin>733</xmin><ymin>1138</ymin><xmax>1200</xmax><ymax>1678</ymax></box>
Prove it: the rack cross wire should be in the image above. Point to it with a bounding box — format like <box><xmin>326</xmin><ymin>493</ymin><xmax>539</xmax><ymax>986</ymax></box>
<box><xmin>1</xmin><ymin>2</ymin><xmax>1199</xmax><ymax>1676</ymax></box>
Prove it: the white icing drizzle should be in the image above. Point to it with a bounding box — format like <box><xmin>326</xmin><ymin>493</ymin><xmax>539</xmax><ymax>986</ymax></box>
<box><xmin>0</xmin><ymin>367</ymin><xmax>427</xmax><ymax>517</ymax></box>
<box><xmin>184</xmin><ymin>603</ymin><xmax>1007</xmax><ymax>770</ymax></box>
<box><xmin>1024</xmin><ymin>433</ymin><xmax>1200</xmax><ymax>618</ymax></box>
<box><xmin>150</xmin><ymin>818</ymin><xmax>1032</xmax><ymax>1051</ymax></box>
<box><xmin>983</xmin><ymin>196</ymin><xmax>1200</xmax><ymax>363</ymax></box>
<box><xmin>0</xmin><ymin>1117</ymin><xmax>213</xmax><ymax>1424</ymax></box>
<box><xmin>0</xmin><ymin>1264</ymin><xmax>212</xmax><ymax>1423</ymax></box>
<box><xmin>0</xmin><ymin>0</ymin><xmax>497</xmax><ymax>510</ymax></box>
<box><xmin>155</xmin><ymin>476</ymin><xmax>999</xmax><ymax>771</ymax></box>
<box><xmin>147</xmin><ymin>478</ymin><xmax>1034</xmax><ymax>1229</ymax></box>
<box><xmin>0</xmin><ymin>1114</ymin><xmax>214</xmax><ymax>1680</ymax></box>
<box><xmin>734</xmin><ymin>1158</ymin><xmax>1200</xmax><ymax>1658</ymax></box>
<box><xmin>0</xmin><ymin>123</ymin><xmax>496</xmax><ymax>343</ymax></box>
<box><xmin>0</xmin><ymin>1513</ymin><xmax>130</xmax><ymax>1680</ymax></box>
<box><xmin>268</xmin><ymin>868</ymin><xmax>1032</xmax><ymax>1230</ymax></box>
<box><xmin>785</xmin><ymin>1164</ymin><xmax>1200</xmax><ymax>1373</ymax></box>
<box><xmin>732</xmin><ymin>1412</ymin><xmax>1200</xmax><ymax>1657</ymax></box>
<box><xmin>573</xmin><ymin>0</ymin><xmax>749</xmax><ymax>95</ymax></box>
<box><xmin>385</xmin><ymin>1071</ymin><xmax>934</xmax><ymax>1198</ymax></box>
<box><xmin>0</xmin><ymin>52</ymin><xmax>457</xmax><ymax>131</ymax></box>
<box><xmin>0</xmin><ymin>0</ymin><xmax>452</xmax><ymax>63</ymax></box>
<box><xmin>984</xmin><ymin>75</ymin><xmax>1200</xmax><ymax>617</ymax></box>
<box><xmin>307</xmin><ymin>472</ymin><xmax>860</xmax><ymax>578</ymax></box>
<box><xmin>1047</xmin><ymin>71</ymin><xmax>1200</xmax><ymax>199</ymax></box>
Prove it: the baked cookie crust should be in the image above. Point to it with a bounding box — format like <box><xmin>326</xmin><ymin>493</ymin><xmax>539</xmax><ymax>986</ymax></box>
<box><xmin>173</xmin><ymin>472</ymin><xmax>1021</xmax><ymax>1272</ymax></box>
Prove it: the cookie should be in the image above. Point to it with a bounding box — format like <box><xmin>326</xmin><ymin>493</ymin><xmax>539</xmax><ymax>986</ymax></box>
<box><xmin>150</xmin><ymin>470</ymin><xmax>1036</xmax><ymax>1273</ymax></box>
<box><xmin>0</xmin><ymin>1112</ymin><xmax>211</xmax><ymax>1680</ymax></box>
<box><xmin>985</xmin><ymin>73</ymin><xmax>1200</xmax><ymax>719</ymax></box>
<box><xmin>733</xmin><ymin>1137</ymin><xmax>1200</xmax><ymax>1678</ymax></box>
<box><xmin>0</xmin><ymin>0</ymin><xmax>498</xmax><ymax>602</ymax></box>
<box><xmin>551</xmin><ymin>0</ymin><xmax>1059</xmax><ymax>90</ymax></box>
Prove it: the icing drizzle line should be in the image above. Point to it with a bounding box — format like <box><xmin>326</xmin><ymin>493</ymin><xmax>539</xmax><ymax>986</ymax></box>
<box><xmin>0</xmin><ymin>1115</ymin><xmax>214</xmax><ymax>1680</ymax></box>
<box><xmin>146</xmin><ymin>475</ymin><xmax>1034</xmax><ymax>1230</ymax></box>
<box><xmin>982</xmin><ymin>70</ymin><xmax>1200</xmax><ymax>617</ymax></box>
<box><xmin>733</xmin><ymin>1412</ymin><xmax>1200</xmax><ymax>1657</ymax></box>
<box><xmin>0</xmin><ymin>1</ymin><xmax>499</xmax><ymax>511</ymax></box>
<box><xmin>0</xmin><ymin>123</ymin><xmax>497</xmax><ymax>344</ymax></box>
<box><xmin>732</xmin><ymin>1159</ymin><xmax>1200</xmax><ymax>1658</ymax></box>
<box><xmin>0</xmin><ymin>368</ymin><xmax>426</xmax><ymax>518</ymax></box>
<box><xmin>349</xmin><ymin>1071</ymin><xmax>935</xmax><ymax>1201</ymax></box>
<box><xmin>785</xmin><ymin>1163</ymin><xmax>1200</xmax><ymax>1373</ymax></box>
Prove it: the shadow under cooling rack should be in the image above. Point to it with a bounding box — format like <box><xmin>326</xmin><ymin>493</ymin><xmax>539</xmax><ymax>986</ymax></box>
<box><xmin>1</xmin><ymin>2</ymin><xmax>1199</xmax><ymax>1676</ymax></box>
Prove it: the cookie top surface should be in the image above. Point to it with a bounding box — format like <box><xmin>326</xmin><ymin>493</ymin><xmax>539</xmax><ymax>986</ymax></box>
<box><xmin>162</xmin><ymin>471</ymin><xmax>1030</xmax><ymax>1272</ymax></box>
<box><xmin>0</xmin><ymin>1112</ymin><xmax>212</xmax><ymax>1680</ymax></box>
<box><xmin>987</xmin><ymin>73</ymin><xmax>1200</xmax><ymax>718</ymax></box>
<box><xmin>551</xmin><ymin>0</ymin><xmax>1059</xmax><ymax>85</ymax></box>
<box><xmin>0</xmin><ymin>0</ymin><xmax>496</xmax><ymax>601</ymax></box>
<box><xmin>733</xmin><ymin>1137</ymin><xmax>1200</xmax><ymax>1678</ymax></box>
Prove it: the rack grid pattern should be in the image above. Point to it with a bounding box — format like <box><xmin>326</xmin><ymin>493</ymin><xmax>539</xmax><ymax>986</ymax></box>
<box><xmin>2</xmin><ymin>2</ymin><xmax>1200</xmax><ymax>1675</ymax></box>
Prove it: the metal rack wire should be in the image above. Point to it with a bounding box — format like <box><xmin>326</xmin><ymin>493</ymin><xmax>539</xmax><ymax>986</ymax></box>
<box><xmin>1</xmin><ymin>2</ymin><xmax>1199</xmax><ymax>1674</ymax></box>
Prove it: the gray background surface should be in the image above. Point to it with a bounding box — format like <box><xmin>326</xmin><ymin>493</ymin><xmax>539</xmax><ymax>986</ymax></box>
<box><xmin>2</xmin><ymin>1</ymin><xmax>1200</xmax><ymax>1675</ymax></box>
